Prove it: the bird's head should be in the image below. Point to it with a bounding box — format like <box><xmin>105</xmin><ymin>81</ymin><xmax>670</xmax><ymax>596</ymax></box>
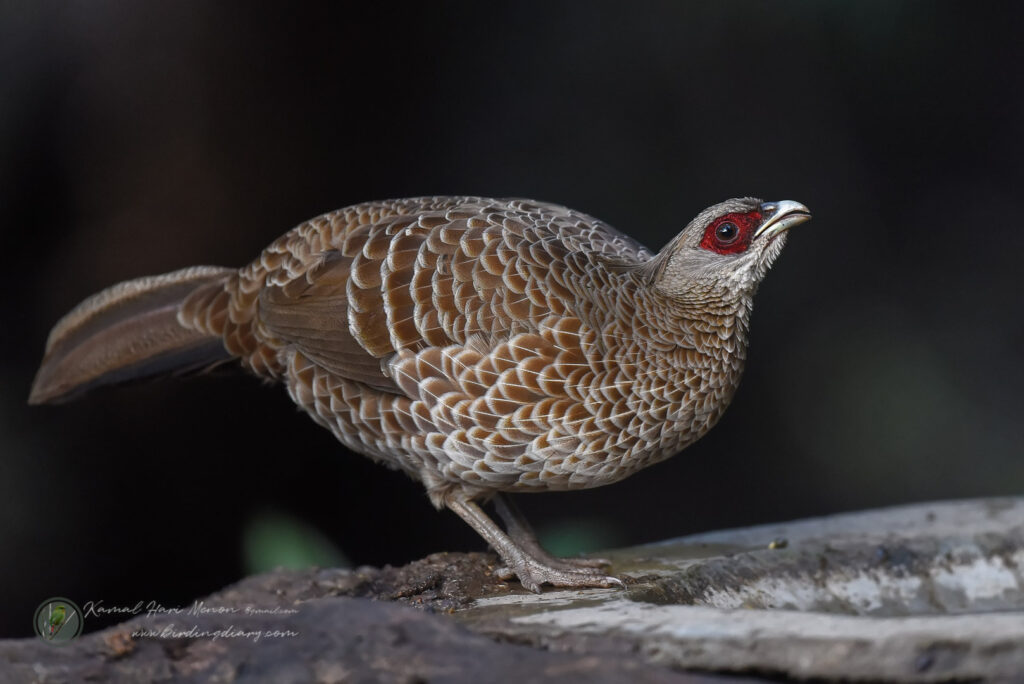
<box><xmin>645</xmin><ymin>198</ymin><xmax>811</xmax><ymax>301</ymax></box>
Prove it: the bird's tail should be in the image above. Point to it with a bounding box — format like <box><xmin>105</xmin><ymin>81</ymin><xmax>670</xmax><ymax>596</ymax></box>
<box><xmin>29</xmin><ymin>266</ymin><xmax>235</xmax><ymax>405</ymax></box>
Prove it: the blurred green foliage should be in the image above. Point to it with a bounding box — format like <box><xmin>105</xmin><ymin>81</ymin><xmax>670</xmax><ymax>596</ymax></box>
<box><xmin>242</xmin><ymin>510</ymin><xmax>349</xmax><ymax>574</ymax></box>
<box><xmin>537</xmin><ymin>519</ymin><xmax>625</xmax><ymax>559</ymax></box>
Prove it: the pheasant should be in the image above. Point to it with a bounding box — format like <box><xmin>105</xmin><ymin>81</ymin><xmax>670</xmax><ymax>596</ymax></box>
<box><xmin>29</xmin><ymin>196</ymin><xmax>810</xmax><ymax>591</ymax></box>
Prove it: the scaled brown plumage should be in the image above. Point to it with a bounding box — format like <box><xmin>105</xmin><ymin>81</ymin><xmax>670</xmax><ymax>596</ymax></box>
<box><xmin>30</xmin><ymin>196</ymin><xmax>810</xmax><ymax>591</ymax></box>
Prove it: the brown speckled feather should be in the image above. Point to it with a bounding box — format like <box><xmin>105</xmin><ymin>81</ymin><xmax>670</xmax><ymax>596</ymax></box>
<box><xmin>180</xmin><ymin>197</ymin><xmax>747</xmax><ymax>502</ymax></box>
<box><xmin>33</xmin><ymin>194</ymin><xmax>810</xmax><ymax>591</ymax></box>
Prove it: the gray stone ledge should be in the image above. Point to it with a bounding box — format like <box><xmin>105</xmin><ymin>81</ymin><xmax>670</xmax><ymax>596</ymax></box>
<box><xmin>3</xmin><ymin>498</ymin><xmax>1021</xmax><ymax>682</ymax></box>
<box><xmin>460</xmin><ymin>497</ymin><xmax>1024</xmax><ymax>681</ymax></box>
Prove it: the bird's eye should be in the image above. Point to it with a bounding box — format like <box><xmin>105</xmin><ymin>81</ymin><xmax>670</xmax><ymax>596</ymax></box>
<box><xmin>700</xmin><ymin>211</ymin><xmax>758</xmax><ymax>255</ymax></box>
<box><xmin>715</xmin><ymin>222</ymin><xmax>739</xmax><ymax>243</ymax></box>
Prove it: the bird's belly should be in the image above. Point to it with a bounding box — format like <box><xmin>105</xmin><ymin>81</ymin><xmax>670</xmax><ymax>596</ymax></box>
<box><xmin>284</xmin><ymin>342</ymin><xmax>740</xmax><ymax>493</ymax></box>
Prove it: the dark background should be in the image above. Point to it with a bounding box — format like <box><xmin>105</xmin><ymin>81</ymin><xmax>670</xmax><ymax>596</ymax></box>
<box><xmin>2</xmin><ymin>1</ymin><xmax>1023</xmax><ymax>638</ymax></box>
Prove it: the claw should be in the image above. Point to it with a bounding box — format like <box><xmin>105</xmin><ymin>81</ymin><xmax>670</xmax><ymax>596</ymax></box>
<box><xmin>498</xmin><ymin>561</ymin><xmax>616</xmax><ymax>591</ymax></box>
<box><xmin>506</xmin><ymin>557</ymin><xmax>625</xmax><ymax>592</ymax></box>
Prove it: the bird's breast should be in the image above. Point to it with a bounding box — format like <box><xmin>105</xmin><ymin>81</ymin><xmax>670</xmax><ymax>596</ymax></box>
<box><xmin>368</xmin><ymin>309</ymin><xmax>749</xmax><ymax>491</ymax></box>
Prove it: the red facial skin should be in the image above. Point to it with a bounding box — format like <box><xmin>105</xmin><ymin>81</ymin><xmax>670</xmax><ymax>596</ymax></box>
<box><xmin>699</xmin><ymin>210</ymin><xmax>763</xmax><ymax>255</ymax></box>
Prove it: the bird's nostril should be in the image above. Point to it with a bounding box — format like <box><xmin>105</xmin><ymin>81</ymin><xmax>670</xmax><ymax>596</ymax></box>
<box><xmin>760</xmin><ymin>202</ymin><xmax>778</xmax><ymax>217</ymax></box>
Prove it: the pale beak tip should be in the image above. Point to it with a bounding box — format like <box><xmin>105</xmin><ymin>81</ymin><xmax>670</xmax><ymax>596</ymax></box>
<box><xmin>755</xmin><ymin>200</ymin><xmax>811</xmax><ymax>238</ymax></box>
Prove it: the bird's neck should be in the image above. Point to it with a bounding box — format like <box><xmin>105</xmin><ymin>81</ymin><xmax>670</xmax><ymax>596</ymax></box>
<box><xmin>628</xmin><ymin>271</ymin><xmax>755</xmax><ymax>358</ymax></box>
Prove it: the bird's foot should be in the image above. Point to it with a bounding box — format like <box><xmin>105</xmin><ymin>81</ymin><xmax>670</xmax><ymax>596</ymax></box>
<box><xmin>557</xmin><ymin>555</ymin><xmax>611</xmax><ymax>569</ymax></box>
<box><xmin>523</xmin><ymin>553</ymin><xmax>612</xmax><ymax>572</ymax></box>
<box><xmin>509</xmin><ymin>536</ymin><xmax>612</xmax><ymax>572</ymax></box>
<box><xmin>496</xmin><ymin>557</ymin><xmax>624</xmax><ymax>593</ymax></box>
<box><xmin>445</xmin><ymin>496</ymin><xmax>622</xmax><ymax>593</ymax></box>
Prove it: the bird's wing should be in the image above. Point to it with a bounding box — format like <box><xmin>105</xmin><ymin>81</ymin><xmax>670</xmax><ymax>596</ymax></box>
<box><xmin>249</xmin><ymin>197</ymin><xmax>651</xmax><ymax>395</ymax></box>
<box><xmin>257</xmin><ymin>249</ymin><xmax>397</xmax><ymax>390</ymax></box>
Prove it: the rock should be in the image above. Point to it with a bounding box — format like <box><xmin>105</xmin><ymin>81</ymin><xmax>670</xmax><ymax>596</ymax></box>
<box><xmin>461</xmin><ymin>497</ymin><xmax>1024</xmax><ymax>681</ymax></box>
<box><xmin>3</xmin><ymin>498</ymin><xmax>1023</xmax><ymax>682</ymax></box>
<box><xmin>0</xmin><ymin>554</ymin><xmax>720</xmax><ymax>683</ymax></box>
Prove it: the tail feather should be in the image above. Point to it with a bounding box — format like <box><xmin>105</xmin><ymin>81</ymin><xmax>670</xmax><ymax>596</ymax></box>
<box><xmin>29</xmin><ymin>266</ymin><xmax>235</xmax><ymax>405</ymax></box>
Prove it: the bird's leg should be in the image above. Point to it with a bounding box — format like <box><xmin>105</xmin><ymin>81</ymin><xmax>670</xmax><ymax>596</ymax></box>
<box><xmin>445</xmin><ymin>495</ymin><xmax>623</xmax><ymax>593</ymax></box>
<box><xmin>492</xmin><ymin>493</ymin><xmax>611</xmax><ymax>571</ymax></box>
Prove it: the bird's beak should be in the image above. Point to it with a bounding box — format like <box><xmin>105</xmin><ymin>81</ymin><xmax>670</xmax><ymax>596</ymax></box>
<box><xmin>754</xmin><ymin>200</ymin><xmax>811</xmax><ymax>239</ymax></box>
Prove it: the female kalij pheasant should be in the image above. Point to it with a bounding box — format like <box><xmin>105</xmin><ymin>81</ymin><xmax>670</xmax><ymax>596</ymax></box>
<box><xmin>30</xmin><ymin>196</ymin><xmax>810</xmax><ymax>591</ymax></box>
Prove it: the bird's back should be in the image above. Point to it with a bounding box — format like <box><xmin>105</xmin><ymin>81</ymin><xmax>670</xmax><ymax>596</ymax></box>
<box><xmin>198</xmin><ymin>196</ymin><xmax>652</xmax><ymax>379</ymax></box>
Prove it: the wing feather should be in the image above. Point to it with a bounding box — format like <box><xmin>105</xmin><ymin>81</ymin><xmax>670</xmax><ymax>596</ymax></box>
<box><xmin>251</xmin><ymin>197</ymin><xmax>652</xmax><ymax>397</ymax></box>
